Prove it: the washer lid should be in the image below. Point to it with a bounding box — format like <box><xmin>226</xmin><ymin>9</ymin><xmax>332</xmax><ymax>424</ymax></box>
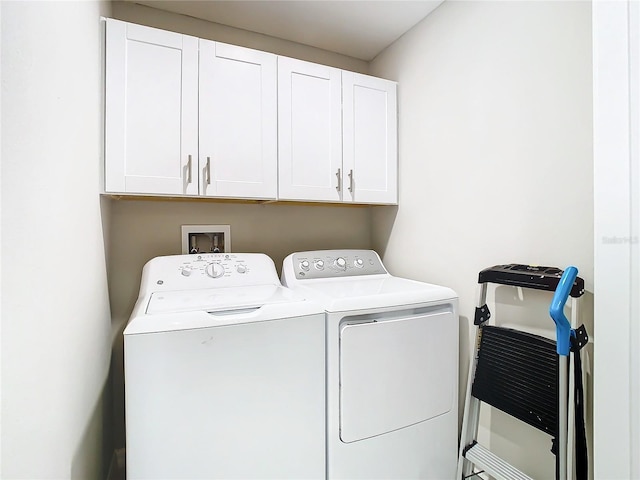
<box><xmin>146</xmin><ymin>284</ymin><xmax>296</xmax><ymax>315</ymax></box>
<box><xmin>125</xmin><ymin>285</ymin><xmax>324</xmax><ymax>335</ymax></box>
<box><xmin>293</xmin><ymin>276</ymin><xmax>457</xmax><ymax>312</ymax></box>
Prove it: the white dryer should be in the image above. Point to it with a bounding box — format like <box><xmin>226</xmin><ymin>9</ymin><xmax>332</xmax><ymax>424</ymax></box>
<box><xmin>282</xmin><ymin>249</ymin><xmax>459</xmax><ymax>479</ymax></box>
<box><xmin>124</xmin><ymin>253</ymin><xmax>325</xmax><ymax>480</ymax></box>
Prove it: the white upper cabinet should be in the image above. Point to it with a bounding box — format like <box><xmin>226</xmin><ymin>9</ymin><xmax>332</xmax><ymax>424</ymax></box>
<box><xmin>279</xmin><ymin>60</ymin><xmax>398</xmax><ymax>205</ymax></box>
<box><xmin>105</xmin><ymin>21</ymin><xmax>277</xmax><ymax>200</ymax></box>
<box><xmin>199</xmin><ymin>41</ymin><xmax>277</xmax><ymax>199</ymax></box>
<box><xmin>343</xmin><ymin>72</ymin><xmax>398</xmax><ymax>205</ymax></box>
<box><xmin>104</xmin><ymin>19</ymin><xmax>397</xmax><ymax>204</ymax></box>
<box><xmin>105</xmin><ymin>19</ymin><xmax>198</xmax><ymax>195</ymax></box>
<box><xmin>278</xmin><ymin>57</ymin><xmax>342</xmax><ymax>202</ymax></box>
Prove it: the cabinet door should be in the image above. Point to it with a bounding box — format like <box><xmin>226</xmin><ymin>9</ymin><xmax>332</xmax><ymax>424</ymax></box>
<box><xmin>105</xmin><ymin>19</ymin><xmax>198</xmax><ymax>195</ymax></box>
<box><xmin>278</xmin><ymin>57</ymin><xmax>342</xmax><ymax>202</ymax></box>
<box><xmin>342</xmin><ymin>72</ymin><xmax>398</xmax><ymax>205</ymax></box>
<box><xmin>199</xmin><ymin>41</ymin><xmax>277</xmax><ymax>199</ymax></box>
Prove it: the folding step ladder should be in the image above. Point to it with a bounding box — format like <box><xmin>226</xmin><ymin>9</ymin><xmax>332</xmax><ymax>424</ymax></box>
<box><xmin>457</xmin><ymin>264</ymin><xmax>588</xmax><ymax>480</ymax></box>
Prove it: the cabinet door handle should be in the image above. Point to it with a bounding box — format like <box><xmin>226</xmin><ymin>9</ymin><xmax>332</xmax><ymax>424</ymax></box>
<box><xmin>348</xmin><ymin>169</ymin><xmax>354</xmax><ymax>193</ymax></box>
<box><xmin>336</xmin><ymin>168</ymin><xmax>341</xmax><ymax>192</ymax></box>
<box><xmin>186</xmin><ymin>155</ymin><xmax>192</xmax><ymax>184</ymax></box>
<box><xmin>206</xmin><ymin>157</ymin><xmax>211</xmax><ymax>185</ymax></box>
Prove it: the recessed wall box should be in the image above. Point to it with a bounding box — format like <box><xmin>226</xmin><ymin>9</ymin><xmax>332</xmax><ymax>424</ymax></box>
<box><xmin>181</xmin><ymin>225</ymin><xmax>231</xmax><ymax>254</ymax></box>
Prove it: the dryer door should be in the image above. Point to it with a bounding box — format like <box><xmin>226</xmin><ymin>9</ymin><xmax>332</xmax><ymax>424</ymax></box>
<box><xmin>339</xmin><ymin>308</ymin><xmax>456</xmax><ymax>443</ymax></box>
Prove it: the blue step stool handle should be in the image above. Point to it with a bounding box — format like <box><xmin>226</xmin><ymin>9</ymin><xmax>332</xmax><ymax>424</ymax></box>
<box><xmin>549</xmin><ymin>266</ymin><xmax>578</xmax><ymax>356</ymax></box>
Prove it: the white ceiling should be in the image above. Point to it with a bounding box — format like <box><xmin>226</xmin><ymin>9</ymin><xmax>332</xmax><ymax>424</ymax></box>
<box><xmin>126</xmin><ymin>1</ymin><xmax>444</xmax><ymax>61</ymax></box>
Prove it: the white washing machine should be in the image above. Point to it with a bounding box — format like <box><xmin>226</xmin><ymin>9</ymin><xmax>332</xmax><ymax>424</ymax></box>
<box><xmin>282</xmin><ymin>249</ymin><xmax>459</xmax><ymax>479</ymax></box>
<box><xmin>124</xmin><ymin>253</ymin><xmax>325</xmax><ymax>480</ymax></box>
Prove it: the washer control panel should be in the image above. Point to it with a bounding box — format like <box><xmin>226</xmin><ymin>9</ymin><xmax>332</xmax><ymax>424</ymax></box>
<box><xmin>139</xmin><ymin>253</ymin><xmax>280</xmax><ymax>294</ymax></box>
<box><xmin>178</xmin><ymin>253</ymin><xmax>253</xmax><ymax>279</ymax></box>
<box><xmin>291</xmin><ymin>250</ymin><xmax>387</xmax><ymax>280</ymax></box>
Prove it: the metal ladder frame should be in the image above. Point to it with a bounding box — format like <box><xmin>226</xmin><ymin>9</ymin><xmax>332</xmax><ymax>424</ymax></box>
<box><xmin>457</xmin><ymin>270</ymin><xmax>582</xmax><ymax>480</ymax></box>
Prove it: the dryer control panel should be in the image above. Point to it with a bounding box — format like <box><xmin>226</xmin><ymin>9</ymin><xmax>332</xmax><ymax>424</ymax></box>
<box><xmin>287</xmin><ymin>250</ymin><xmax>387</xmax><ymax>280</ymax></box>
<box><xmin>138</xmin><ymin>253</ymin><xmax>281</xmax><ymax>294</ymax></box>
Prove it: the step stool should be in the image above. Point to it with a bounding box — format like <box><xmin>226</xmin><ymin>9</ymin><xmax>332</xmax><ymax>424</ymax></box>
<box><xmin>457</xmin><ymin>264</ymin><xmax>587</xmax><ymax>480</ymax></box>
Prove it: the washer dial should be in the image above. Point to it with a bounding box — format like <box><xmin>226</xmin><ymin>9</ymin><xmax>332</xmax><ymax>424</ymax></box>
<box><xmin>205</xmin><ymin>263</ymin><xmax>225</xmax><ymax>278</ymax></box>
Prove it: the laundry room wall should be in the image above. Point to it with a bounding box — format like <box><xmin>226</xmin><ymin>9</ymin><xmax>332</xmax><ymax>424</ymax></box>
<box><xmin>1</xmin><ymin>1</ymin><xmax>113</xmax><ymax>479</ymax></box>
<box><xmin>106</xmin><ymin>2</ymin><xmax>374</xmax><ymax>450</ymax></box>
<box><xmin>110</xmin><ymin>1</ymin><xmax>369</xmax><ymax>73</ymax></box>
<box><xmin>369</xmin><ymin>1</ymin><xmax>593</xmax><ymax>478</ymax></box>
<box><xmin>108</xmin><ymin>200</ymin><xmax>372</xmax><ymax>324</ymax></box>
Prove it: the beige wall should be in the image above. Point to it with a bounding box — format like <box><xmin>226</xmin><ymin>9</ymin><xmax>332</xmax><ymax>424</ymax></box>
<box><xmin>1</xmin><ymin>1</ymin><xmax>112</xmax><ymax>478</ymax></box>
<box><xmin>108</xmin><ymin>200</ymin><xmax>371</xmax><ymax>324</ymax></box>
<box><xmin>370</xmin><ymin>1</ymin><xmax>593</xmax><ymax>478</ymax></box>
<box><xmin>111</xmin><ymin>1</ymin><xmax>369</xmax><ymax>73</ymax></box>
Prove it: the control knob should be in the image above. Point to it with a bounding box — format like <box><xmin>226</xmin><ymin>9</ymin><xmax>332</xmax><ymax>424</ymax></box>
<box><xmin>354</xmin><ymin>258</ymin><xmax>364</xmax><ymax>268</ymax></box>
<box><xmin>300</xmin><ymin>260</ymin><xmax>310</xmax><ymax>271</ymax></box>
<box><xmin>181</xmin><ymin>266</ymin><xmax>193</xmax><ymax>276</ymax></box>
<box><xmin>236</xmin><ymin>264</ymin><xmax>247</xmax><ymax>274</ymax></box>
<box><xmin>314</xmin><ymin>260</ymin><xmax>325</xmax><ymax>270</ymax></box>
<box><xmin>205</xmin><ymin>263</ymin><xmax>225</xmax><ymax>278</ymax></box>
<box><xmin>334</xmin><ymin>257</ymin><xmax>347</xmax><ymax>270</ymax></box>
